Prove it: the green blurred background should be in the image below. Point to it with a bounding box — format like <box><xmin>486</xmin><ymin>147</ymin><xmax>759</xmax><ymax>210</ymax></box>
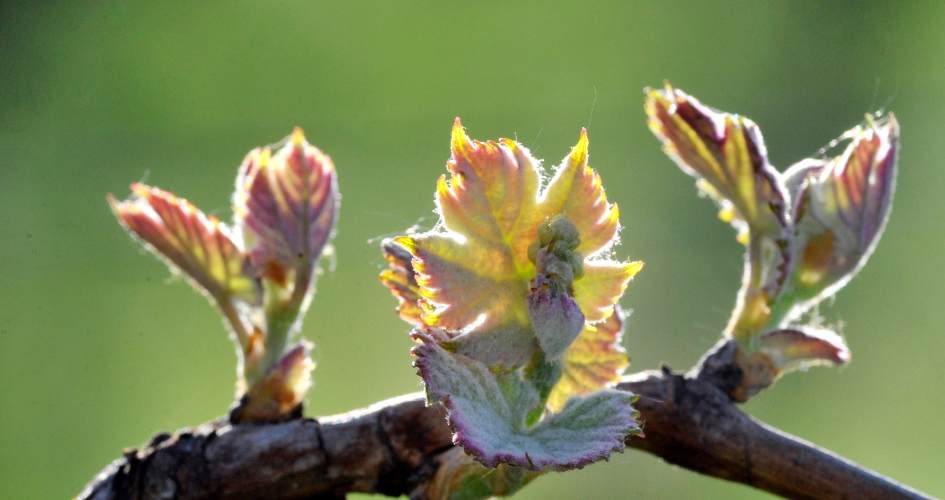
<box><xmin>2</xmin><ymin>1</ymin><xmax>943</xmax><ymax>499</ymax></box>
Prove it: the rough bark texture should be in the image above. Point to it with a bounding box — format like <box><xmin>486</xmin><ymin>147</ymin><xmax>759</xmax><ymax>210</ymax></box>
<box><xmin>77</xmin><ymin>369</ymin><xmax>937</xmax><ymax>500</ymax></box>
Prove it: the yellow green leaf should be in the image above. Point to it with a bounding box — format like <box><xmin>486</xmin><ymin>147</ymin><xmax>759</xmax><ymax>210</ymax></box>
<box><xmin>396</xmin><ymin>232</ymin><xmax>527</xmax><ymax>335</ymax></box>
<box><xmin>645</xmin><ymin>84</ymin><xmax>789</xmax><ymax>243</ymax></box>
<box><xmin>573</xmin><ymin>261</ymin><xmax>642</xmax><ymax>323</ymax></box>
<box><xmin>536</xmin><ymin>128</ymin><xmax>621</xmax><ymax>257</ymax></box>
<box><xmin>436</xmin><ymin>119</ymin><xmax>544</xmax><ymax>273</ymax></box>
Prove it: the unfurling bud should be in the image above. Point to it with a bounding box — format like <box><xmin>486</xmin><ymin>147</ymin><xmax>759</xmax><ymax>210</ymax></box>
<box><xmin>785</xmin><ymin>115</ymin><xmax>899</xmax><ymax>317</ymax></box>
<box><xmin>233</xmin><ymin>128</ymin><xmax>340</xmax><ymax>389</ymax></box>
<box><xmin>527</xmin><ymin>273</ymin><xmax>586</xmax><ymax>361</ymax></box>
<box><xmin>528</xmin><ymin>216</ymin><xmax>585</xmax><ymax>288</ymax></box>
<box><xmin>234</xmin><ymin>127</ymin><xmax>339</xmax><ymax>290</ymax></box>
<box><xmin>650</xmin><ymin>86</ymin><xmax>897</xmax><ymax>400</ymax></box>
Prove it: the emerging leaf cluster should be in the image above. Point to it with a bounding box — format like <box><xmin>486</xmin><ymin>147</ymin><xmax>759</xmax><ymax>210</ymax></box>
<box><xmin>111</xmin><ymin>128</ymin><xmax>338</xmax><ymax>422</ymax></box>
<box><xmin>646</xmin><ymin>85</ymin><xmax>898</xmax><ymax>399</ymax></box>
<box><xmin>381</xmin><ymin>120</ymin><xmax>643</xmax><ymax>476</ymax></box>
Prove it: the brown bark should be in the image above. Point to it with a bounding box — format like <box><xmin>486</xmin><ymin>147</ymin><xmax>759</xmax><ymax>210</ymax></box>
<box><xmin>76</xmin><ymin>369</ymin><xmax>937</xmax><ymax>500</ymax></box>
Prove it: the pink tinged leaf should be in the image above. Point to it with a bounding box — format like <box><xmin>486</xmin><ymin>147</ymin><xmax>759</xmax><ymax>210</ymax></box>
<box><xmin>527</xmin><ymin>273</ymin><xmax>585</xmax><ymax>361</ymax></box>
<box><xmin>538</xmin><ymin>129</ymin><xmax>620</xmax><ymax>257</ymax></box>
<box><xmin>234</xmin><ymin>128</ymin><xmax>339</xmax><ymax>282</ymax></box>
<box><xmin>439</xmin><ymin>118</ymin><xmax>544</xmax><ymax>267</ymax></box>
<box><xmin>379</xmin><ymin>238</ymin><xmax>426</xmax><ymax>327</ymax></box>
<box><xmin>647</xmin><ymin>85</ymin><xmax>793</xmax><ymax>343</ymax></box>
<box><xmin>396</xmin><ymin>231</ymin><xmax>538</xmax><ymax>369</ymax></box>
<box><xmin>645</xmin><ymin>85</ymin><xmax>790</xmax><ymax>241</ymax></box>
<box><xmin>395</xmin><ymin>233</ymin><xmax>524</xmax><ymax>335</ymax></box>
<box><xmin>547</xmin><ymin>307</ymin><xmax>629</xmax><ymax>412</ymax></box>
<box><xmin>109</xmin><ymin>184</ymin><xmax>257</xmax><ymax>305</ymax></box>
<box><xmin>757</xmin><ymin>327</ymin><xmax>850</xmax><ymax>372</ymax></box>
<box><xmin>414</xmin><ymin>340</ymin><xmax>641</xmax><ymax>471</ymax></box>
<box><xmin>239</xmin><ymin>341</ymin><xmax>315</xmax><ymax>422</ymax></box>
<box><xmin>572</xmin><ymin>261</ymin><xmax>643</xmax><ymax>323</ymax></box>
<box><xmin>788</xmin><ymin>114</ymin><xmax>899</xmax><ymax>304</ymax></box>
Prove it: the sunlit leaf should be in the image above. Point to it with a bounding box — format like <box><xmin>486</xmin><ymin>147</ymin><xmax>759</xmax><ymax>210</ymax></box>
<box><xmin>109</xmin><ymin>184</ymin><xmax>257</xmax><ymax>306</ymax></box>
<box><xmin>645</xmin><ymin>85</ymin><xmax>790</xmax><ymax>244</ymax></box>
<box><xmin>573</xmin><ymin>261</ymin><xmax>642</xmax><ymax>323</ymax></box>
<box><xmin>394</xmin><ymin>120</ymin><xmax>638</xmax><ymax>368</ymax></box>
<box><xmin>646</xmin><ymin>85</ymin><xmax>791</xmax><ymax>343</ymax></box>
<box><xmin>379</xmin><ymin>238</ymin><xmax>425</xmax><ymax>327</ymax></box>
<box><xmin>547</xmin><ymin>307</ymin><xmax>629</xmax><ymax>412</ymax></box>
<box><xmin>536</xmin><ymin>128</ymin><xmax>620</xmax><ymax>257</ymax></box>
<box><xmin>396</xmin><ymin>231</ymin><xmax>526</xmax><ymax>337</ymax></box>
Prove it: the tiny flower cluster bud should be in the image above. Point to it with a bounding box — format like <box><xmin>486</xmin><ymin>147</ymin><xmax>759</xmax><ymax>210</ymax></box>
<box><xmin>528</xmin><ymin>215</ymin><xmax>586</xmax><ymax>289</ymax></box>
<box><xmin>527</xmin><ymin>216</ymin><xmax>587</xmax><ymax>361</ymax></box>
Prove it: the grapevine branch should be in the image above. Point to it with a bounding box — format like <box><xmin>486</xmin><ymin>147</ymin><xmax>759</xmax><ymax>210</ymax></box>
<box><xmin>77</xmin><ymin>350</ymin><xmax>937</xmax><ymax>500</ymax></box>
<box><xmin>91</xmin><ymin>97</ymin><xmax>919</xmax><ymax>500</ymax></box>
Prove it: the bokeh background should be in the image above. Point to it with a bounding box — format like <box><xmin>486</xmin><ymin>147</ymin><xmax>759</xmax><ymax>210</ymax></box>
<box><xmin>2</xmin><ymin>2</ymin><xmax>943</xmax><ymax>499</ymax></box>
